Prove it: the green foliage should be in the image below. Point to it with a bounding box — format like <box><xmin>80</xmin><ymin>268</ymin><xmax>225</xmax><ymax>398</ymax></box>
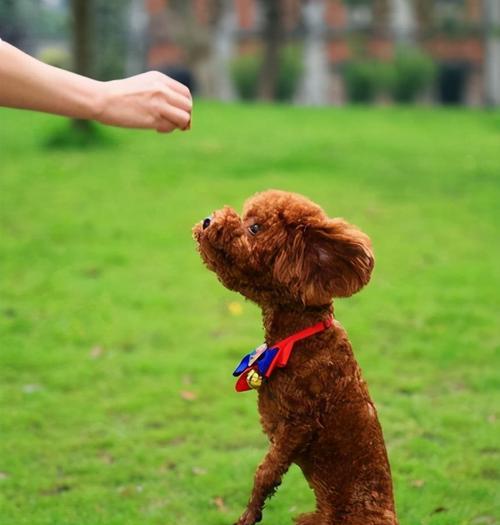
<box><xmin>230</xmin><ymin>53</ymin><xmax>260</xmax><ymax>100</ymax></box>
<box><xmin>275</xmin><ymin>46</ymin><xmax>303</xmax><ymax>102</ymax></box>
<box><xmin>0</xmin><ymin>104</ymin><xmax>499</xmax><ymax>525</ymax></box>
<box><xmin>391</xmin><ymin>47</ymin><xmax>436</xmax><ymax>103</ymax></box>
<box><xmin>344</xmin><ymin>61</ymin><xmax>379</xmax><ymax>103</ymax></box>
<box><xmin>230</xmin><ymin>46</ymin><xmax>303</xmax><ymax>102</ymax></box>
<box><xmin>346</xmin><ymin>48</ymin><xmax>436</xmax><ymax>104</ymax></box>
<box><xmin>374</xmin><ymin>61</ymin><xmax>397</xmax><ymax>96</ymax></box>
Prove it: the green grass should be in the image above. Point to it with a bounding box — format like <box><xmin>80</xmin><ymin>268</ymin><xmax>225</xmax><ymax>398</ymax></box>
<box><xmin>0</xmin><ymin>103</ymin><xmax>499</xmax><ymax>525</ymax></box>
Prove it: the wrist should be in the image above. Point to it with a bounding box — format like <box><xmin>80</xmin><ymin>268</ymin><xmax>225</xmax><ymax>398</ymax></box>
<box><xmin>84</xmin><ymin>78</ymin><xmax>107</xmax><ymax>122</ymax></box>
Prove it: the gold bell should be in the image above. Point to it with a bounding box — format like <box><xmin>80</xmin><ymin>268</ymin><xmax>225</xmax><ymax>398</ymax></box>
<box><xmin>246</xmin><ymin>369</ymin><xmax>263</xmax><ymax>390</ymax></box>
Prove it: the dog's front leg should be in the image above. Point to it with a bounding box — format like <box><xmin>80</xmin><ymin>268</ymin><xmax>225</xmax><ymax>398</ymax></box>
<box><xmin>235</xmin><ymin>426</ymin><xmax>309</xmax><ymax>525</ymax></box>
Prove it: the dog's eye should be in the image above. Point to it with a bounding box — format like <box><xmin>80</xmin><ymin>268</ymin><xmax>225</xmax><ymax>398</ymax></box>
<box><xmin>248</xmin><ymin>224</ymin><xmax>261</xmax><ymax>236</ymax></box>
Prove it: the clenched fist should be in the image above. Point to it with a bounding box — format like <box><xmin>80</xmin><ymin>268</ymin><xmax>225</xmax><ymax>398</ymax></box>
<box><xmin>98</xmin><ymin>71</ymin><xmax>192</xmax><ymax>133</ymax></box>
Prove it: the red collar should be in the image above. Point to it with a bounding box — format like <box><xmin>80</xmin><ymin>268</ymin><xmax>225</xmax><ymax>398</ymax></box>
<box><xmin>234</xmin><ymin>315</ymin><xmax>334</xmax><ymax>392</ymax></box>
<box><xmin>265</xmin><ymin>315</ymin><xmax>334</xmax><ymax>377</ymax></box>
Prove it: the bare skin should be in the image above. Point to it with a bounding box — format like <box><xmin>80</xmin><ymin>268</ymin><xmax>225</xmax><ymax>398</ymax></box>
<box><xmin>0</xmin><ymin>41</ymin><xmax>192</xmax><ymax>133</ymax></box>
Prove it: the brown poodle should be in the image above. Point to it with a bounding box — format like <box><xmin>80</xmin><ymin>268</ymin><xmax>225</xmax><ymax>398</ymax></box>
<box><xmin>193</xmin><ymin>190</ymin><xmax>397</xmax><ymax>525</ymax></box>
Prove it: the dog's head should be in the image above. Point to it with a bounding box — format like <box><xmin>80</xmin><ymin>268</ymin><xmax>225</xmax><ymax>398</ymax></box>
<box><xmin>193</xmin><ymin>190</ymin><xmax>374</xmax><ymax>307</ymax></box>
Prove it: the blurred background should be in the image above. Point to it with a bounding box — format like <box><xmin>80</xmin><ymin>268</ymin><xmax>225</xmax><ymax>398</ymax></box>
<box><xmin>1</xmin><ymin>0</ymin><xmax>499</xmax><ymax>107</ymax></box>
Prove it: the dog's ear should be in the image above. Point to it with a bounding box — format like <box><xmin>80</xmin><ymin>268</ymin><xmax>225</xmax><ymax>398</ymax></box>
<box><xmin>273</xmin><ymin>218</ymin><xmax>374</xmax><ymax>305</ymax></box>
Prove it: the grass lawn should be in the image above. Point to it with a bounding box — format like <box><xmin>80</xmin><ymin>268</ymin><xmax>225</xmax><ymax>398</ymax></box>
<box><xmin>0</xmin><ymin>103</ymin><xmax>499</xmax><ymax>525</ymax></box>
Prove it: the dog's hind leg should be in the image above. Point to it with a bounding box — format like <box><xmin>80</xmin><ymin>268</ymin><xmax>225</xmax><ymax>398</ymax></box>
<box><xmin>234</xmin><ymin>425</ymin><xmax>311</xmax><ymax>525</ymax></box>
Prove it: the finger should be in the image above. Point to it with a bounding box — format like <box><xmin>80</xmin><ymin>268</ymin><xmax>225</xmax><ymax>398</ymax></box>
<box><xmin>161</xmin><ymin>86</ymin><xmax>192</xmax><ymax>113</ymax></box>
<box><xmin>156</xmin><ymin>118</ymin><xmax>176</xmax><ymax>134</ymax></box>
<box><xmin>156</xmin><ymin>127</ymin><xmax>175</xmax><ymax>134</ymax></box>
<box><xmin>165</xmin><ymin>77</ymin><xmax>192</xmax><ymax>100</ymax></box>
<box><xmin>158</xmin><ymin>104</ymin><xmax>190</xmax><ymax>130</ymax></box>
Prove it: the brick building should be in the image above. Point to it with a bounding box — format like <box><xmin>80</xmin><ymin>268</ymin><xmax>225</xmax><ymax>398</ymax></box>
<box><xmin>145</xmin><ymin>0</ymin><xmax>500</xmax><ymax>106</ymax></box>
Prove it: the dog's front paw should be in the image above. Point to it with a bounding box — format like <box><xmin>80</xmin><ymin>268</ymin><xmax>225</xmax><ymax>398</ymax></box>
<box><xmin>234</xmin><ymin>508</ymin><xmax>262</xmax><ymax>525</ymax></box>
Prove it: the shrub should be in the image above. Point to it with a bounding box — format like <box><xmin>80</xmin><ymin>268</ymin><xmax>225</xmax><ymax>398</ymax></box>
<box><xmin>344</xmin><ymin>61</ymin><xmax>379</xmax><ymax>103</ymax></box>
<box><xmin>391</xmin><ymin>47</ymin><xmax>436</xmax><ymax>103</ymax></box>
<box><xmin>374</xmin><ymin>62</ymin><xmax>397</xmax><ymax>98</ymax></box>
<box><xmin>230</xmin><ymin>53</ymin><xmax>260</xmax><ymax>101</ymax></box>
<box><xmin>276</xmin><ymin>46</ymin><xmax>303</xmax><ymax>102</ymax></box>
<box><xmin>345</xmin><ymin>48</ymin><xmax>436</xmax><ymax>104</ymax></box>
<box><xmin>230</xmin><ymin>46</ymin><xmax>303</xmax><ymax>102</ymax></box>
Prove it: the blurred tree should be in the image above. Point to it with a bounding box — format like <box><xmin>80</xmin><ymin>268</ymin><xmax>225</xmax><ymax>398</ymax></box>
<box><xmin>257</xmin><ymin>0</ymin><xmax>286</xmax><ymax>100</ymax></box>
<box><xmin>373</xmin><ymin>0</ymin><xmax>390</xmax><ymax>34</ymax></box>
<box><xmin>164</xmin><ymin>0</ymin><xmax>234</xmax><ymax>98</ymax></box>
<box><xmin>414</xmin><ymin>0</ymin><xmax>434</xmax><ymax>33</ymax></box>
<box><xmin>71</xmin><ymin>0</ymin><xmax>130</xmax><ymax>82</ymax></box>
<box><xmin>69</xmin><ymin>0</ymin><xmax>130</xmax><ymax>136</ymax></box>
<box><xmin>71</xmin><ymin>0</ymin><xmax>92</xmax><ymax>133</ymax></box>
<box><xmin>72</xmin><ymin>0</ymin><xmax>91</xmax><ymax>78</ymax></box>
<box><xmin>166</xmin><ymin>0</ymin><xmax>224</xmax><ymax>56</ymax></box>
<box><xmin>91</xmin><ymin>0</ymin><xmax>130</xmax><ymax>80</ymax></box>
<box><xmin>71</xmin><ymin>0</ymin><xmax>129</xmax><ymax>80</ymax></box>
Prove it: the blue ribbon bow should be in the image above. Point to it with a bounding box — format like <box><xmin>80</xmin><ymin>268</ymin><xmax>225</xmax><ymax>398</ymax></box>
<box><xmin>233</xmin><ymin>346</ymin><xmax>279</xmax><ymax>377</ymax></box>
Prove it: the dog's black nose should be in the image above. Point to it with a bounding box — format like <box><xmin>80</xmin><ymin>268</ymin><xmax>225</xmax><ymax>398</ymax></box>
<box><xmin>202</xmin><ymin>217</ymin><xmax>212</xmax><ymax>230</ymax></box>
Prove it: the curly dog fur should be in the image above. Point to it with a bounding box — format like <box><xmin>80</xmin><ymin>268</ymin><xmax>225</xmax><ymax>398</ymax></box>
<box><xmin>193</xmin><ymin>190</ymin><xmax>397</xmax><ymax>525</ymax></box>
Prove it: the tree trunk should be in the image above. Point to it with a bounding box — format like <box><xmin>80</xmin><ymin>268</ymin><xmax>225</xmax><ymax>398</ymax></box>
<box><xmin>258</xmin><ymin>0</ymin><xmax>285</xmax><ymax>101</ymax></box>
<box><xmin>92</xmin><ymin>0</ymin><xmax>130</xmax><ymax>81</ymax></box>
<box><xmin>414</xmin><ymin>0</ymin><xmax>433</xmax><ymax>34</ymax></box>
<box><xmin>71</xmin><ymin>0</ymin><xmax>92</xmax><ymax>132</ymax></box>
<box><xmin>373</xmin><ymin>0</ymin><xmax>389</xmax><ymax>35</ymax></box>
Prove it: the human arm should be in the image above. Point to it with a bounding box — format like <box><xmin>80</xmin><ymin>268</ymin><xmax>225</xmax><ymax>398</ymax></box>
<box><xmin>0</xmin><ymin>40</ymin><xmax>192</xmax><ymax>133</ymax></box>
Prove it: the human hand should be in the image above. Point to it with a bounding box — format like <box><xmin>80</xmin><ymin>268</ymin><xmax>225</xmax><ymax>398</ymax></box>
<box><xmin>96</xmin><ymin>71</ymin><xmax>192</xmax><ymax>133</ymax></box>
